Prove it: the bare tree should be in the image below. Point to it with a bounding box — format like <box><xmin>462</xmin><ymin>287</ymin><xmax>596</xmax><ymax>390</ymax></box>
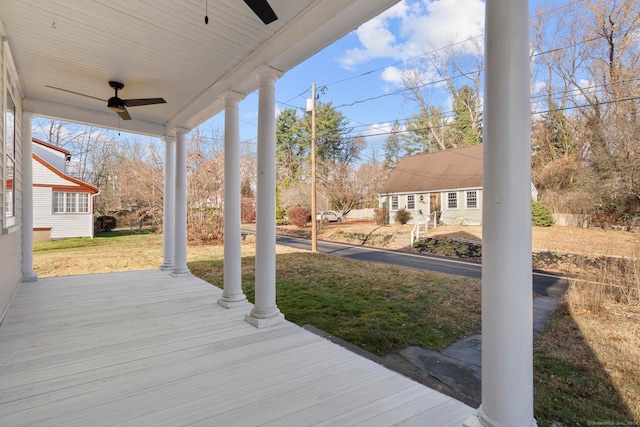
<box><xmin>400</xmin><ymin>37</ymin><xmax>483</xmax><ymax>152</ymax></box>
<box><xmin>531</xmin><ymin>0</ymin><xmax>640</xmax><ymax>218</ymax></box>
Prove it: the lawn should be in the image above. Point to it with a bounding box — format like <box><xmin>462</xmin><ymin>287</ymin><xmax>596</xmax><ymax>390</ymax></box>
<box><xmin>32</xmin><ymin>230</ymin><xmax>640</xmax><ymax>425</ymax></box>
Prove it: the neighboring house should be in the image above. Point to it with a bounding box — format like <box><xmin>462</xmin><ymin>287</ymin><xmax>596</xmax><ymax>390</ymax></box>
<box><xmin>379</xmin><ymin>144</ymin><xmax>484</xmax><ymax>226</ymax></box>
<box><xmin>379</xmin><ymin>144</ymin><xmax>537</xmax><ymax>226</ymax></box>
<box><xmin>32</xmin><ymin>138</ymin><xmax>99</xmax><ymax>240</ymax></box>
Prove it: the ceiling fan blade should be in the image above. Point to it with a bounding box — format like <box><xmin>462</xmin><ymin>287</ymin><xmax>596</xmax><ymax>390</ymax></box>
<box><xmin>45</xmin><ymin>85</ymin><xmax>107</xmax><ymax>102</ymax></box>
<box><xmin>116</xmin><ymin>106</ymin><xmax>132</xmax><ymax>121</ymax></box>
<box><xmin>122</xmin><ymin>98</ymin><xmax>167</xmax><ymax>107</ymax></box>
<box><xmin>243</xmin><ymin>0</ymin><xmax>278</xmax><ymax>25</ymax></box>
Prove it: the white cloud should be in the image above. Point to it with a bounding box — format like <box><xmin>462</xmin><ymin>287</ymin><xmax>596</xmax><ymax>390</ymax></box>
<box><xmin>363</xmin><ymin>121</ymin><xmax>399</xmax><ymax>149</ymax></box>
<box><xmin>339</xmin><ymin>0</ymin><xmax>485</xmax><ymax>70</ymax></box>
<box><xmin>381</xmin><ymin>66</ymin><xmax>406</xmax><ymax>86</ymax></box>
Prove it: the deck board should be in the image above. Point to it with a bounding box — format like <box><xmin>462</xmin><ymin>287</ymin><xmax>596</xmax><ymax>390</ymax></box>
<box><xmin>0</xmin><ymin>269</ymin><xmax>474</xmax><ymax>426</ymax></box>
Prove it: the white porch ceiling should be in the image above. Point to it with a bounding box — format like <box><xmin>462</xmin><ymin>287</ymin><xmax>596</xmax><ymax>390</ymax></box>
<box><xmin>0</xmin><ymin>0</ymin><xmax>398</xmax><ymax>137</ymax></box>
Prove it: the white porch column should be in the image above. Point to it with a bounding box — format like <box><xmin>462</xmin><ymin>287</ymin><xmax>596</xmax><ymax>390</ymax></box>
<box><xmin>465</xmin><ymin>1</ymin><xmax>536</xmax><ymax>427</ymax></box>
<box><xmin>219</xmin><ymin>91</ymin><xmax>247</xmax><ymax>308</ymax></box>
<box><xmin>21</xmin><ymin>111</ymin><xmax>37</xmax><ymax>283</ymax></box>
<box><xmin>159</xmin><ymin>135</ymin><xmax>176</xmax><ymax>271</ymax></box>
<box><xmin>246</xmin><ymin>66</ymin><xmax>284</xmax><ymax>328</ymax></box>
<box><xmin>171</xmin><ymin>128</ymin><xmax>191</xmax><ymax>277</ymax></box>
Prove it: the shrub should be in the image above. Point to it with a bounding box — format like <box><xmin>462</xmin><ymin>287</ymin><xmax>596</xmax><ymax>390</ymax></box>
<box><xmin>532</xmin><ymin>200</ymin><xmax>554</xmax><ymax>227</ymax></box>
<box><xmin>96</xmin><ymin>215</ymin><xmax>117</xmax><ymax>231</ymax></box>
<box><xmin>394</xmin><ymin>208</ymin><xmax>412</xmax><ymax>225</ymax></box>
<box><xmin>286</xmin><ymin>206</ymin><xmax>311</xmax><ymax>228</ymax></box>
<box><xmin>241</xmin><ymin>198</ymin><xmax>256</xmax><ymax>223</ymax></box>
<box><xmin>187</xmin><ymin>208</ymin><xmax>223</xmax><ymax>244</ymax></box>
<box><xmin>414</xmin><ymin>237</ymin><xmax>482</xmax><ymax>259</ymax></box>
<box><xmin>373</xmin><ymin>208</ymin><xmax>388</xmax><ymax>225</ymax></box>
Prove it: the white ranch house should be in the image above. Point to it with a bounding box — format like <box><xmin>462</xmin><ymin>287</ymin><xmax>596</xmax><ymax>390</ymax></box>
<box><xmin>379</xmin><ymin>144</ymin><xmax>538</xmax><ymax>226</ymax></box>
<box><xmin>0</xmin><ymin>1</ymin><xmax>538</xmax><ymax>426</ymax></box>
<box><xmin>32</xmin><ymin>138</ymin><xmax>99</xmax><ymax>240</ymax></box>
<box><xmin>380</xmin><ymin>144</ymin><xmax>483</xmax><ymax>226</ymax></box>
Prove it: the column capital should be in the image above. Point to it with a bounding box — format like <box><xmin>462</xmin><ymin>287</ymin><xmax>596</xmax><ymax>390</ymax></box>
<box><xmin>221</xmin><ymin>90</ymin><xmax>244</xmax><ymax>102</ymax></box>
<box><xmin>253</xmin><ymin>65</ymin><xmax>283</xmax><ymax>84</ymax></box>
<box><xmin>170</xmin><ymin>127</ymin><xmax>191</xmax><ymax>137</ymax></box>
<box><xmin>23</xmin><ymin>110</ymin><xmax>35</xmax><ymax>120</ymax></box>
<box><xmin>161</xmin><ymin>134</ymin><xmax>176</xmax><ymax>144</ymax></box>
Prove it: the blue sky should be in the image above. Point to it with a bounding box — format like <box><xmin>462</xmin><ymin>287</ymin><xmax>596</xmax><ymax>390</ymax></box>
<box><xmin>215</xmin><ymin>0</ymin><xmax>488</xmax><ymax>159</ymax></box>
<box><xmin>202</xmin><ymin>0</ymin><xmax>550</xmax><ymax>161</ymax></box>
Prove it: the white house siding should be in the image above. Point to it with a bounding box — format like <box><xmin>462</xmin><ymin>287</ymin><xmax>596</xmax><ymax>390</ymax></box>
<box><xmin>439</xmin><ymin>188</ymin><xmax>482</xmax><ymax>225</ymax></box>
<box><xmin>32</xmin><ymin>161</ymin><xmax>95</xmax><ymax>239</ymax></box>
<box><xmin>381</xmin><ymin>192</ymin><xmax>431</xmax><ymax>225</ymax></box>
<box><xmin>0</xmin><ymin>38</ymin><xmax>24</xmax><ymax>321</ymax></box>
<box><xmin>381</xmin><ymin>189</ymin><xmax>483</xmax><ymax>225</ymax></box>
<box><xmin>48</xmin><ymin>209</ymin><xmax>93</xmax><ymax>239</ymax></box>
<box><xmin>32</xmin><ymin>159</ymin><xmax>70</xmax><ymax>186</ymax></box>
<box><xmin>33</xmin><ymin>143</ymin><xmax>67</xmax><ymax>172</ymax></box>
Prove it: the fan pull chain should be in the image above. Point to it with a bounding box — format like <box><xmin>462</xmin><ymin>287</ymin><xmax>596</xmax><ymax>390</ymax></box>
<box><xmin>204</xmin><ymin>0</ymin><xmax>209</xmax><ymax>24</ymax></box>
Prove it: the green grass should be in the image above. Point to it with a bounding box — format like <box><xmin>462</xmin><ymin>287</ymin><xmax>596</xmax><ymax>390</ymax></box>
<box><xmin>34</xmin><ymin>229</ymin><xmax>157</xmax><ymax>254</ymax></box>
<box><xmin>189</xmin><ymin>251</ymin><xmax>481</xmax><ymax>356</ymax></box>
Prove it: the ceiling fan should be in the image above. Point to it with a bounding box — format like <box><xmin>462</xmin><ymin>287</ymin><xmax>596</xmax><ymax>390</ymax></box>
<box><xmin>243</xmin><ymin>0</ymin><xmax>278</xmax><ymax>25</ymax></box>
<box><xmin>45</xmin><ymin>81</ymin><xmax>166</xmax><ymax>121</ymax></box>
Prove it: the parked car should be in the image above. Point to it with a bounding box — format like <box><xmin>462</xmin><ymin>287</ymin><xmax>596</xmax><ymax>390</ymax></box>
<box><xmin>316</xmin><ymin>211</ymin><xmax>342</xmax><ymax>222</ymax></box>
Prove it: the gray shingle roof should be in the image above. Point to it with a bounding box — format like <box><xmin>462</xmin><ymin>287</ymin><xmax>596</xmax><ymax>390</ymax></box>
<box><xmin>379</xmin><ymin>144</ymin><xmax>483</xmax><ymax>194</ymax></box>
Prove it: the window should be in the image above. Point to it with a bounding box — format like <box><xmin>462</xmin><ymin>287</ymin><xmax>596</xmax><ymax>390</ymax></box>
<box><xmin>53</xmin><ymin>192</ymin><xmax>65</xmax><ymax>213</ymax></box>
<box><xmin>4</xmin><ymin>88</ymin><xmax>16</xmax><ymax>221</ymax></box>
<box><xmin>78</xmin><ymin>193</ymin><xmax>89</xmax><ymax>212</ymax></box>
<box><xmin>466</xmin><ymin>191</ymin><xmax>478</xmax><ymax>209</ymax></box>
<box><xmin>391</xmin><ymin>195</ymin><xmax>399</xmax><ymax>211</ymax></box>
<box><xmin>447</xmin><ymin>192</ymin><xmax>458</xmax><ymax>209</ymax></box>
<box><xmin>53</xmin><ymin>192</ymin><xmax>90</xmax><ymax>213</ymax></box>
<box><xmin>407</xmin><ymin>194</ymin><xmax>415</xmax><ymax>210</ymax></box>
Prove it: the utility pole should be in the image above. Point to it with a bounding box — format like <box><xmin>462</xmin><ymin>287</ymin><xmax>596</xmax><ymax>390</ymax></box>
<box><xmin>310</xmin><ymin>82</ymin><xmax>318</xmax><ymax>252</ymax></box>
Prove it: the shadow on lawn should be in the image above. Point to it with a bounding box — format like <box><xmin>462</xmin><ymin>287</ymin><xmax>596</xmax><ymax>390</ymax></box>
<box><xmin>95</xmin><ymin>229</ymin><xmax>156</xmax><ymax>238</ymax></box>
<box><xmin>533</xmin><ymin>303</ymin><xmax>635</xmax><ymax>425</ymax></box>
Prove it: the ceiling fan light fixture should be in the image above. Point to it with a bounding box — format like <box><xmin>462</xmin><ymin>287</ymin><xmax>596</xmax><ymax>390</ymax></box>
<box><xmin>107</xmin><ymin>97</ymin><xmax>126</xmax><ymax>112</ymax></box>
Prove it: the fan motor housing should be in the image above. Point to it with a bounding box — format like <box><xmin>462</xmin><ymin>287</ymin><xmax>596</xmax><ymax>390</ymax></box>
<box><xmin>107</xmin><ymin>97</ymin><xmax>126</xmax><ymax>112</ymax></box>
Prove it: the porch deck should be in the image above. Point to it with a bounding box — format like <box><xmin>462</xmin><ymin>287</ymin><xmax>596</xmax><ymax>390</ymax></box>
<box><xmin>0</xmin><ymin>270</ymin><xmax>474</xmax><ymax>426</ymax></box>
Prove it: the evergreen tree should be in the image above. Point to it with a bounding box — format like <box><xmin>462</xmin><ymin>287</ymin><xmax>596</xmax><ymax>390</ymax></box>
<box><xmin>300</xmin><ymin>102</ymin><xmax>355</xmax><ymax>163</ymax></box>
<box><xmin>383</xmin><ymin>120</ymin><xmax>403</xmax><ymax>169</ymax></box>
<box><xmin>452</xmin><ymin>85</ymin><xmax>482</xmax><ymax>147</ymax></box>
<box><xmin>275</xmin><ymin>108</ymin><xmax>305</xmax><ymax>186</ymax></box>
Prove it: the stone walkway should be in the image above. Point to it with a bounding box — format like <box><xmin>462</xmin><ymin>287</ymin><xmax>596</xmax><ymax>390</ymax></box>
<box><xmin>307</xmin><ymin>296</ymin><xmax>560</xmax><ymax>408</ymax></box>
<box><xmin>382</xmin><ymin>296</ymin><xmax>560</xmax><ymax>407</ymax></box>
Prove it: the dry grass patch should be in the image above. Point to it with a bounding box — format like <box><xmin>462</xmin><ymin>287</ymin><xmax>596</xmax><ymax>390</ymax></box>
<box><xmin>33</xmin><ymin>231</ymin><xmax>302</xmax><ymax>278</ymax></box>
<box><xmin>319</xmin><ymin>222</ymin><xmax>640</xmax><ymax>257</ymax></box>
<box><xmin>534</xmin><ymin>299</ymin><xmax>640</xmax><ymax>425</ymax></box>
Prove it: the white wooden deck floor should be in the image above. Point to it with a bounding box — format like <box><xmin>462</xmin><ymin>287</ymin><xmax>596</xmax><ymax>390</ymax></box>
<box><xmin>0</xmin><ymin>270</ymin><xmax>474</xmax><ymax>426</ymax></box>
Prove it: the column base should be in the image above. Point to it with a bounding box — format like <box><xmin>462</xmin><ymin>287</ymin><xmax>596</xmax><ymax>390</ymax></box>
<box><xmin>170</xmin><ymin>268</ymin><xmax>191</xmax><ymax>278</ymax></box>
<box><xmin>159</xmin><ymin>263</ymin><xmax>174</xmax><ymax>271</ymax></box>
<box><xmin>22</xmin><ymin>272</ymin><xmax>38</xmax><ymax>283</ymax></box>
<box><xmin>463</xmin><ymin>407</ymin><xmax>537</xmax><ymax>427</ymax></box>
<box><xmin>218</xmin><ymin>294</ymin><xmax>248</xmax><ymax>308</ymax></box>
<box><xmin>245</xmin><ymin>312</ymin><xmax>285</xmax><ymax>329</ymax></box>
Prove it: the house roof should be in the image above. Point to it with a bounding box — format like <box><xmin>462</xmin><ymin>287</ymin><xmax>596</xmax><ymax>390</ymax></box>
<box><xmin>0</xmin><ymin>1</ymin><xmax>398</xmax><ymax>137</ymax></box>
<box><xmin>32</xmin><ymin>138</ymin><xmax>72</xmax><ymax>160</ymax></box>
<box><xmin>379</xmin><ymin>144</ymin><xmax>483</xmax><ymax>194</ymax></box>
<box><xmin>33</xmin><ymin>154</ymin><xmax>100</xmax><ymax>194</ymax></box>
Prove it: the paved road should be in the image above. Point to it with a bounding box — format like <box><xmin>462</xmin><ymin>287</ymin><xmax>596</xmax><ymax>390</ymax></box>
<box><xmin>274</xmin><ymin>234</ymin><xmax>568</xmax><ymax>298</ymax></box>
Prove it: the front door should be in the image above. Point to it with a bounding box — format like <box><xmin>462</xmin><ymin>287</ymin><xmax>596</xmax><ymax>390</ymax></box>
<box><xmin>430</xmin><ymin>193</ymin><xmax>441</xmax><ymax>224</ymax></box>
